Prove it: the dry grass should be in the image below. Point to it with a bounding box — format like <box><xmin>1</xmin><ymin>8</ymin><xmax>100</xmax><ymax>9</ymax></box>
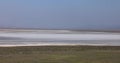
<box><xmin>0</xmin><ymin>46</ymin><xmax>120</xmax><ymax>63</ymax></box>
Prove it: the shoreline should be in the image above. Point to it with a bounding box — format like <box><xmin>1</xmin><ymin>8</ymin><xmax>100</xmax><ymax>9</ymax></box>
<box><xmin>0</xmin><ymin>44</ymin><xmax>119</xmax><ymax>47</ymax></box>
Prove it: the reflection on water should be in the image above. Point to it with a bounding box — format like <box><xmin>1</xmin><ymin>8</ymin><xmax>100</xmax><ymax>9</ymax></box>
<box><xmin>0</xmin><ymin>37</ymin><xmax>23</xmax><ymax>40</ymax></box>
<box><xmin>0</xmin><ymin>38</ymin><xmax>120</xmax><ymax>46</ymax></box>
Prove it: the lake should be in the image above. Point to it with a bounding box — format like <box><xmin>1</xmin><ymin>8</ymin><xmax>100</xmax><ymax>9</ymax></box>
<box><xmin>0</xmin><ymin>29</ymin><xmax>120</xmax><ymax>46</ymax></box>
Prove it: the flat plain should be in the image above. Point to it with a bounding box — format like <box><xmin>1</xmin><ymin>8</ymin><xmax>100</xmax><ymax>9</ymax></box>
<box><xmin>0</xmin><ymin>46</ymin><xmax>120</xmax><ymax>63</ymax></box>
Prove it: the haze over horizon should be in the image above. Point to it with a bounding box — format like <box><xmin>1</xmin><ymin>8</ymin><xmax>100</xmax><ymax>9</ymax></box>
<box><xmin>0</xmin><ymin>0</ymin><xmax>120</xmax><ymax>30</ymax></box>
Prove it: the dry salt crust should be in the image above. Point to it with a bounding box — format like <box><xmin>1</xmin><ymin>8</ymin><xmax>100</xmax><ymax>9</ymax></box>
<box><xmin>0</xmin><ymin>29</ymin><xmax>120</xmax><ymax>47</ymax></box>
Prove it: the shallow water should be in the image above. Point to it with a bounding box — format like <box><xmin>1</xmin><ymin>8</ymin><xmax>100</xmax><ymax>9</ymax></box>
<box><xmin>0</xmin><ymin>30</ymin><xmax>120</xmax><ymax>46</ymax></box>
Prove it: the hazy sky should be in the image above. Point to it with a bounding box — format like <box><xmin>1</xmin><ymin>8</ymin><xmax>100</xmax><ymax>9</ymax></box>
<box><xmin>0</xmin><ymin>0</ymin><xmax>120</xmax><ymax>30</ymax></box>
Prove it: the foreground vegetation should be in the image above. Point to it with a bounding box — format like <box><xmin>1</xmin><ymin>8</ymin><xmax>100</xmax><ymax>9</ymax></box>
<box><xmin>0</xmin><ymin>46</ymin><xmax>120</xmax><ymax>63</ymax></box>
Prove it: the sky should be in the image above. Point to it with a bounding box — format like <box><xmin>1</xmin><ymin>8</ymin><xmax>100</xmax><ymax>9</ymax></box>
<box><xmin>0</xmin><ymin>0</ymin><xmax>120</xmax><ymax>30</ymax></box>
